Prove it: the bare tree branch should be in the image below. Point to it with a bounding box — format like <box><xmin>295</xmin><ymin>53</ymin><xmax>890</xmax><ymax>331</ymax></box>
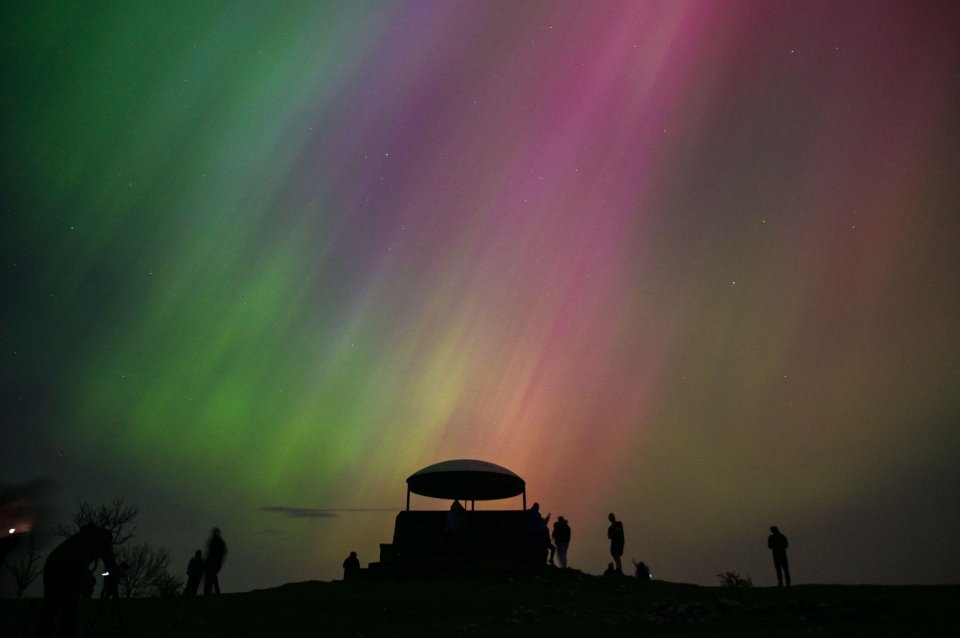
<box><xmin>57</xmin><ymin>498</ymin><xmax>138</xmax><ymax>546</ymax></box>
<box><xmin>52</xmin><ymin>498</ymin><xmax>182</xmax><ymax>598</ymax></box>
<box><xmin>116</xmin><ymin>542</ymin><xmax>182</xmax><ymax>598</ymax></box>
<box><xmin>5</xmin><ymin>530</ymin><xmax>45</xmax><ymax>598</ymax></box>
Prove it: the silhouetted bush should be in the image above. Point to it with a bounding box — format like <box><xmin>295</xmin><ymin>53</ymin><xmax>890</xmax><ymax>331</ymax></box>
<box><xmin>717</xmin><ymin>571</ymin><xmax>753</xmax><ymax>588</ymax></box>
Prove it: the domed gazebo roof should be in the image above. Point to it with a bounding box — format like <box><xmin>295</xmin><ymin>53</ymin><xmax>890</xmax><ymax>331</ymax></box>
<box><xmin>405</xmin><ymin>459</ymin><xmax>525</xmax><ymax>508</ymax></box>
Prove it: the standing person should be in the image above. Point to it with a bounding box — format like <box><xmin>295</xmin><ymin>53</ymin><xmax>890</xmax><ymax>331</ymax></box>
<box><xmin>37</xmin><ymin>524</ymin><xmax>117</xmax><ymax>638</ymax></box>
<box><xmin>100</xmin><ymin>560</ymin><xmax>125</xmax><ymax>599</ymax></box>
<box><xmin>101</xmin><ymin>561</ymin><xmax>126</xmax><ymax>625</ymax></box>
<box><xmin>768</xmin><ymin>526</ymin><xmax>791</xmax><ymax>587</ymax></box>
<box><xmin>444</xmin><ymin>500</ymin><xmax>465</xmax><ymax>534</ymax></box>
<box><xmin>526</xmin><ymin>503</ymin><xmax>551</xmax><ymax>564</ymax></box>
<box><xmin>81</xmin><ymin>570</ymin><xmax>96</xmax><ymax>599</ymax></box>
<box><xmin>443</xmin><ymin>500</ymin><xmax>466</xmax><ymax>554</ymax></box>
<box><xmin>552</xmin><ymin>516</ymin><xmax>571</xmax><ymax>568</ymax></box>
<box><xmin>342</xmin><ymin>551</ymin><xmax>361</xmax><ymax>580</ymax></box>
<box><xmin>204</xmin><ymin>527</ymin><xmax>227</xmax><ymax>595</ymax></box>
<box><xmin>607</xmin><ymin>513</ymin><xmax>624</xmax><ymax>574</ymax></box>
<box><xmin>184</xmin><ymin>550</ymin><xmax>204</xmax><ymax>596</ymax></box>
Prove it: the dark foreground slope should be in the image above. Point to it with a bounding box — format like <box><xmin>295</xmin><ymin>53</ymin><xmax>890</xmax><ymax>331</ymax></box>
<box><xmin>2</xmin><ymin>571</ymin><xmax>955</xmax><ymax>637</ymax></box>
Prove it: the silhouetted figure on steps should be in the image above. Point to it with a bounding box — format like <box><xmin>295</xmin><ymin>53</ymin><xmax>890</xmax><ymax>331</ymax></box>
<box><xmin>184</xmin><ymin>550</ymin><xmax>204</xmax><ymax>596</ymax></box>
<box><xmin>204</xmin><ymin>527</ymin><xmax>226</xmax><ymax>595</ymax></box>
<box><xmin>342</xmin><ymin>551</ymin><xmax>361</xmax><ymax>580</ymax></box>
<box><xmin>37</xmin><ymin>524</ymin><xmax>116</xmax><ymax>638</ymax></box>
<box><xmin>768</xmin><ymin>526</ymin><xmax>791</xmax><ymax>587</ymax></box>
<box><xmin>607</xmin><ymin>513</ymin><xmax>624</xmax><ymax>573</ymax></box>
<box><xmin>443</xmin><ymin>500</ymin><xmax>466</xmax><ymax>555</ymax></box>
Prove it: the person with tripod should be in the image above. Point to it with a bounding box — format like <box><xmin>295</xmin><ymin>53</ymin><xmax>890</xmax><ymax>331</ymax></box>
<box><xmin>37</xmin><ymin>524</ymin><xmax>117</xmax><ymax>637</ymax></box>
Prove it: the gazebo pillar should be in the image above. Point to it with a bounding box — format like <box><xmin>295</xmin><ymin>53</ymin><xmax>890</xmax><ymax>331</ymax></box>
<box><xmin>406</xmin><ymin>488</ymin><xmax>410</xmax><ymax>511</ymax></box>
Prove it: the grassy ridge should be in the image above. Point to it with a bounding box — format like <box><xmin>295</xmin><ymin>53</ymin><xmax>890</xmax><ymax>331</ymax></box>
<box><xmin>2</xmin><ymin>571</ymin><xmax>955</xmax><ymax>637</ymax></box>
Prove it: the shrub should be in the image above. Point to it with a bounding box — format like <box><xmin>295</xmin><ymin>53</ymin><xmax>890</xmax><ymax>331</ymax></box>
<box><xmin>717</xmin><ymin>571</ymin><xmax>753</xmax><ymax>588</ymax></box>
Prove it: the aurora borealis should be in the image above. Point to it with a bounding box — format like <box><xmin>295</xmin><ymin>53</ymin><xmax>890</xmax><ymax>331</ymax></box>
<box><xmin>2</xmin><ymin>0</ymin><xmax>959</xmax><ymax>590</ymax></box>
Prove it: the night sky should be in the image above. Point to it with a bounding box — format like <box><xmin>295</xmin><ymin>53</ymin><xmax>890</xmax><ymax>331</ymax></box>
<box><xmin>2</xmin><ymin>0</ymin><xmax>959</xmax><ymax>592</ymax></box>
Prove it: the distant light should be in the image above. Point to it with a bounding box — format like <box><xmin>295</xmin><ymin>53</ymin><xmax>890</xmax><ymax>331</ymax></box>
<box><xmin>7</xmin><ymin>528</ymin><xmax>14</xmax><ymax>534</ymax></box>
<box><xmin>101</xmin><ymin>572</ymin><xmax>110</xmax><ymax>577</ymax></box>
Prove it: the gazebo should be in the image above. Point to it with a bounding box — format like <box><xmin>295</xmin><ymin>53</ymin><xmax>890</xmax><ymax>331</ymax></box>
<box><xmin>374</xmin><ymin>459</ymin><xmax>540</xmax><ymax>571</ymax></box>
<box><xmin>405</xmin><ymin>459</ymin><xmax>526</xmax><ymax>511</ymax></box>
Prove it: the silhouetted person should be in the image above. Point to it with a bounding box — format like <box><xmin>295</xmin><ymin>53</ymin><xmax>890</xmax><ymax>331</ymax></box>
<box><xmin>203</xmin><ymin>527</ymin><xmax>226</xmax><ymax>595</ymax></box>
<box><xmin>80</xmin><ymin>571</ymin><xmax>96</xmax><ymax>599</ymax></box>
<box><xmin>100</xmin><ymin>561</ymin><xmax>125</xmax><ymax>625</ymax></box>
<box><xmin>443</xmin><ymin>499</ymin><xmax>466</xmax><ymax>553</ymax></box>
<box><xmin>603</xmin><ymin>562</ymin><xmax>617</xmax><ymax>577</ymax></box>
<box><xmin>768</xmin><ymin>526</ymin><xmax>790</xmax><ymax>587</ymax></box>
<box><xmin>527</xmin><ymin>503</ymin><xmax>552</xmax><ymax>564</ymax></box>
<box><xmin>607</xmin><ymin>513</ymin><xmax>624</xmax><ymax>573</ymax></box>
<box><xmin>100</xmin><ymin>561</ymin><xmax>124</xmax><ymax>599</ymax></box>
<box><xmin>633</xmin><ymin>559</ymin><xmax>651</xmax><ymax>582</ymax></box>
<box><xmin>342</xmin><ymin>551</ymin><xmax>361</xmax><ymax>580</ymax></box>
<box><xmin>37</xmin><ymin>524</ymin><xmax>116</xmax><ymax>638</ymax></box>
<box><xmin>551</xmin><ymin>516</ymin><xmax>571</xmax><ymax>568</ymax></box>
<box><xmin>184</xmin><ymin>550</ymin><xmax>204</xmax><ymax>596</ymax></box>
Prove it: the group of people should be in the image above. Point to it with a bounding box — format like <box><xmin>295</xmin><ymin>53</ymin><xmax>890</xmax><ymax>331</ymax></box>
<box><xmin>442</xmin><ymin>502</ymin><xmax>625</xmax><ymax>574</ymax></box>
<box><xmin>541</xmin><ymin>511</ymin><xmax>793</xmax><ymax>589</ymax></box>
<box><xmin>183</xmin><ymin>527</ymin><xmax>228</xmax><ymax>596</ymax></box>
<box><xmin>36</xmin><ymin>524</ymin><xmax>228</xmax><ymax>636</ymax></box>
<box><xmin>523</xmin><ymin>503</ymin><xmax>573</xmax><ymax>570</ymax></box>
<box><xmin>436</xmin><ymin>503</ymin><xmax>793</xmax><ymax>589</ymax></box>
<box><xmin>535</xmin><ymin>508</ymin><xmax>627</xmax><ymax>574</ymax></box>
<box><xmin>606</xmin><ymin>518</ymin><xmax>792</xmax><ymax>587</ymax></box>
<box><xmin>347</xmin><ymin>514</ymin><xmax>792</xmax><ymax>589</ymax></box>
